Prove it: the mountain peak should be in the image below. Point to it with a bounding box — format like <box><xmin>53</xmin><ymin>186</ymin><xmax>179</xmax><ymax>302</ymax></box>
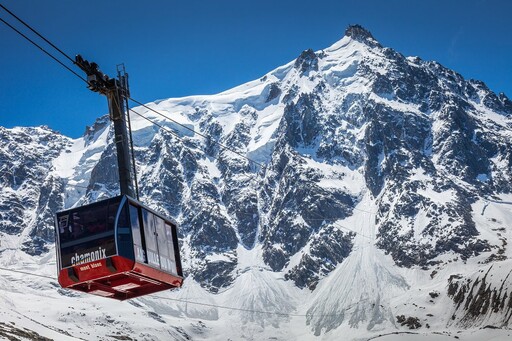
<box><xmin>345</xmin><ymin>24</ymin><xmax>381</xmax><ymax>47</ymax></box>
<box><xmin>294</xmin><ymin>48</ymin><xmax>319</xmax><ymax>74</ymax></box>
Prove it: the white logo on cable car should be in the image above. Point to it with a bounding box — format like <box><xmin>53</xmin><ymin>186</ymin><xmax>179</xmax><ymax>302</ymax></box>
<box><xmin>71</xmin><ymin>246</ymin><xmax>107</xmax><ymax>266</ymax></box>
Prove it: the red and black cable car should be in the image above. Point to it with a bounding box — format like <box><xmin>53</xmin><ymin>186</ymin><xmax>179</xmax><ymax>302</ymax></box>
<box><xmin>55</xmin><ymin>195</ymin><xmax>183</xmax><ymax>300</ymax></box>
<box><xmin>55</xmin><ymin>56</ymin><xmax>183</xmax><ymax>300</ymax></box>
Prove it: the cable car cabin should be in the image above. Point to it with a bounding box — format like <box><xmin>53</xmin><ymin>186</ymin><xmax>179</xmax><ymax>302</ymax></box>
<box><xmin>55</xmin><ymin>195</ymin><xmax>183</xmax><ymax>300</ymax></box>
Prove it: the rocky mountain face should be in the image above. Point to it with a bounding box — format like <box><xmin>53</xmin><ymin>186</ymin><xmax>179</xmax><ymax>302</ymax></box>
<box><xmin>1</xmin><ymin>25</ymin><xmax>512</xmax><ymax>340</ymax></box>
<box><xmin>448</xmin><ymin>261</ymin><xmax>512</xmax><ymax>328</ymax></box>
<box><xmin>0</xmin><ymin>126</ymin><xmax>70</xmax><ymax>256</ymax></box>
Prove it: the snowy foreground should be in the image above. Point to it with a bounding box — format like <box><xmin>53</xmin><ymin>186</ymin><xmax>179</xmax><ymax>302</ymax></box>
<box><xmin>1</xmin><ymin>254</ymin><xmax>512</xmax><ymax>340</ymax></box>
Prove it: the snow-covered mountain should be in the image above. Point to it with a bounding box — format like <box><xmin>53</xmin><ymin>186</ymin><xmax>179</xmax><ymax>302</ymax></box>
<box><xmin>1</xmin><ymin>25</ymin><xmax>512</xmax><ymax>340</ymax></box>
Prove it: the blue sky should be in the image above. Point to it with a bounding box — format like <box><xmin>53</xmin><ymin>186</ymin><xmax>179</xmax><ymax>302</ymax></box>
<box><xmin>0</xmin><ymin>0</ymin><xmax>510</xmax><ymax>138</ymax></box>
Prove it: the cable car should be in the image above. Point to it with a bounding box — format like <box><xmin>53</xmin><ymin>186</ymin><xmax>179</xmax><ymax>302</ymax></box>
<box><xmin>55</xmin><ymin>56</ymin><xmax>183</xmax><ymax>300</ymax></box>
<box><xmin>55</xmin><ymin>195</ymin><xmax>183</xmax><ymax>300</ymax></box>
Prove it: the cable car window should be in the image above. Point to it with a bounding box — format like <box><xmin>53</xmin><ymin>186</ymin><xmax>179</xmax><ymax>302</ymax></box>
<box><xmin>58</xmin><ymin>204</ymin><xmax>108</xmax><ymax>243</ymax></box>
<box><xmin>161</xmin><ymin>223</ymin><xmax>177</xmax><ymax>274</ymax></box>
<box><xmin>57</xmin><ymin>200</ymin><xmax>117</xmax><ymax>268</ymax></box>
<box><xmin>155</xmin><ymin>218</ymin><xmax>173</xmax><ymax>273</ymax></box>
<box><xmin>108</xmin><ymin>201</ymin><xmax>121</xmax><ymax>230</ymax></box>
<box><xmin>142</xmin><ymin>209</ymin><xmax>160</xmax><ymax>268</ymax></box>
<box><xmin>130</xmin><ymin>204</ymin><xmax>145</xmax><ymax>263</ymax></box>
<box><xmin>116</xmin><ymin>201</ymin><xmax>133</xmax><ymax>258</ymax></box>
